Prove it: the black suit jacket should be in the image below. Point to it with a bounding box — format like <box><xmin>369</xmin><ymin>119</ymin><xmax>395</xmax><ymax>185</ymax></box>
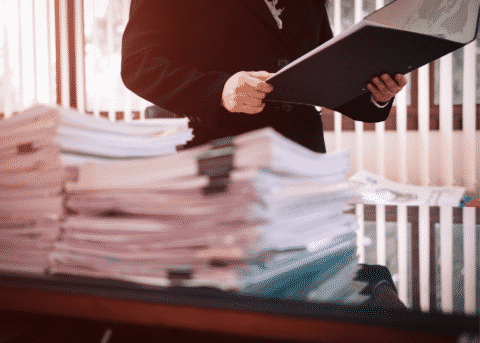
<box><xmin>121</xmin><ymin>0</ymin><xmax>393</xmax><ymax>153</ymax></box>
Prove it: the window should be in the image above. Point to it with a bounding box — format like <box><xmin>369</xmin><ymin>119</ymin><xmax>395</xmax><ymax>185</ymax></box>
<box><xmin>0</xmin><ymin>0</ymin><xmax>56</xmax><ymax>117</ymax></box>
<box><xmin>83</xmin><ymin>0</ymin><xmax>151</xmax><ymax>119</ymax></box>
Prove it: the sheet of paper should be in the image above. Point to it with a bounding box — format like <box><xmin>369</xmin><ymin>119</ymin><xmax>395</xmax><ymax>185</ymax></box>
<box><xmin>349</xmin><ymin>170</ymin><xmax>465</xmax><ymax>207</ymax></box>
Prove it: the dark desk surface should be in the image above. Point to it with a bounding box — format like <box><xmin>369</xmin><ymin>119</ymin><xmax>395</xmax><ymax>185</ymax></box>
<box><xmin>0</xmin><ymin>271</ymin><xmax>478</xmax><ymax>343</ymax></box>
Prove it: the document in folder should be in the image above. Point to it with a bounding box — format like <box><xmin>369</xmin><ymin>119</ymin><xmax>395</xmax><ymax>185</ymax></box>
<box><xmin>264</xmin><ymin>0</ymin><xmax>480</xmax><ymax>110</ymax></box>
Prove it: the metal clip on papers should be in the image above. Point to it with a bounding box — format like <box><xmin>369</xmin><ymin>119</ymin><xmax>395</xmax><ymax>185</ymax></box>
<box><xmin>196</xmin><ymin>136</ymin><xmax>235</xmax><ymax>196</ymax></box>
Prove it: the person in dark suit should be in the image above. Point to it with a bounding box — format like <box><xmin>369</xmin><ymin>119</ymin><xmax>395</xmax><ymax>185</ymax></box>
<box><xmin>121</xmin><ymin>0</ymin><xmax>407</xmax><ymax>153</ymax></box>
<box><xmin>121</xmin><ymin>1</ymin><xmax>407</xmax><ymax>308</ymax></box>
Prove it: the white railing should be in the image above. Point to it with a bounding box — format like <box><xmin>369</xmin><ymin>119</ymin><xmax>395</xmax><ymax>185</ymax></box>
<box><xmin>0</xmin><ymin>0</ymin><xmax>478</xmax><ymax>314</ymax></box>
<box><xmin>326</xmin><ymin>0</ymin><xmax>479</xmax><ymax>314</ymax></box>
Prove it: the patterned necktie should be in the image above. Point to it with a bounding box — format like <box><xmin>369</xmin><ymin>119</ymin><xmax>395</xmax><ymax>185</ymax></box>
<box><xmin>264</xmin><ymin>0</ymin><xmax>285</xmax><ymax>29</ymax></box>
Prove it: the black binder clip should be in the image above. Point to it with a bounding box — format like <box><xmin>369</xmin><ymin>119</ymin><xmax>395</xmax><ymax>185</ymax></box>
<box><xmin>167</xmin><ymin>269</ymin><xmax>193</xmax><ymax>281</ymax></box>
<box><xmin>196</xmin><ymin>136</ymin><xmax>235</xmax><ymax>196</ymax></box>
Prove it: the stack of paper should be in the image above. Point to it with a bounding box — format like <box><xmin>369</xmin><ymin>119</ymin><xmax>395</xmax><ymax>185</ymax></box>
<box><xmin>0</xmin><ymin>103</ymin><xmax>194</xmax><ymax>275</ymax></box>
<box><xmin>0</xmin><ymin>105</ymin><xmax>65</xmax><ymax>224</ymax></box>
<box><xmin>0</xmin><ymin>106</ymin><xmax>64</xmax><ymax>274</ymax></box>
<box><xmin>0</xmin><ymin>219</ymin><xmax>60</xmax><ymax>274</ymax></box>
<box><xmin>62</xmin><ymin>127</ymin><xmax>349</xmax><ymax>192</ymax></box>
<box><xmin>50</xmin><ymin>128</ymin><xmax>368</xmax><ymax>304</ymax></box>
<box><xmin>56</xmin><ymin>107</ymin><xmax>193</xmax><ymax>162</ymax></box>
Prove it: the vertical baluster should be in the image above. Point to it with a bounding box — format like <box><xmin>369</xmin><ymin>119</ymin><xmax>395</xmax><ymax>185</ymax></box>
<box><xmin>439</xmin><ymin>57</ymin><xmax>454</xmax><ymax>187</ymax></box>
<box><xmin>396</xmin><ymin>72</ymin><xmax>409</xmax><ymax>307</ymax></box>
<box><xmin>21</xmin><ymin>1</ymin><xmax>35</xmax><ymax>109</ymax></box>
<box><xmin>32</xmin><ymin>0</ymin><xmax>38</xmax><ymax>104</ymax></box>
<box><xmin>462</xmin><ymin>40</ymin><xmax>477</xmax><ymax>315</ymax></box>
<box><xmin>75</xmin><ymin>0</ymin><xmax>85</xmax><ymax>113</ymax></box>
<box><xmin>418</xmin><ymin>205</ymin><xmax>430</xmax><ymax>311</ymax></box>
<box><xmin>374</xmin><ymin>0</ymin><xmax>386</xmax><ymax>267</ymax></box>
<box><xmin>92</xmin><ymin>0</ymin><xmax>100</xmax><ymax>118</ymax></box>
<box><xmin>47</xmin><ymin>0</ymin><xmax>56</xmax><ymax>105</ymax></box>
<box><xmin>106</xmin><ymin>0</ymin><xmax>115</xmax><ymax>121</ymax></box>
<box><xmin>16</xmin><ymin>0</ymin><xmax>23</xmax><ymax>110</ymax></box>
<box><xmin>2</xmin><ymin>0</ymin><xmax>14</xmax><ymax>118</ymax></box>
<box><xmin>59</xmin><ymin>0</ymin><xmax>69</xmax><ymax>108</ymax></box>
<box><xmin>463</xmin><ymin>208</ymin><xmax>476</xmax><ymax>314</ymax></box>
<box><xmin>439</xmin><ymin>53</ymin><xmax>454</xmax><ymax>313</ymax></box>
<box><xmin>418</xmin><ymin>66</ymin><xmax>430</xmax><ymax>186</ymax></box>
<box><xmin>122</xmin><ymin>0</ymin><xmax>133</xmax><ymax>122</ymax></box>
<box><xmin>353</xmin><ymin>0</ymin><xmax>364</xmax><ymax>171</ymax></box>
<box><xmin>34</xmin><ymin>0</ymin><xmax>49</xmax><ymax>105</ymax></box>
<box><xmin>58</xmin><ymin>1</ymin><xmax>70</xmax><ymax>107</ymax></box>
<box><xmin>439</xmin><ymin>208</ymin><xmax>453</xmax><ymax>313</ymax></box>
<box><xmin>333</xmin><ymin>0</ymin><xmax>342</xmax><ymax>150</ymax></box>
<box><xmin>376</xmin><ymin>205</ymin><xmax>386</xmax><ymax>266</ymax></box>
<box><xmin>354</xmin><ymin>0</ymin><xmax>365</xmax><ymax>264</ymax></box>
<box><xmin>397</xmin><ymin>205</ymin><xmax>409</xmax><ymax>307</ymax></box>
<box><xmin>418</xmin><ymin>64</ymin><xmax>430</xmax><ymax>312</ymax></box>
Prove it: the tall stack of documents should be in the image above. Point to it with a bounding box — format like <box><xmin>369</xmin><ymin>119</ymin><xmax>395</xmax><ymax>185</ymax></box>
<box><xmin>51</xmin><ymin>128</ymin><xmax>369</xmax><ymax>304</ymax></box>
<box><xmin>0</xmin><ymin>104</ymin><xmax>193</xmax><ymax>275</ymax></box>
<box><xmin>0</xmin><ymin>106</ymin><xmax>64</xmax><ymax>273</ymax></box>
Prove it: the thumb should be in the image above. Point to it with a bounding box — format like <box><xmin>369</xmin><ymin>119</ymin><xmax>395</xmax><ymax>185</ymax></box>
<box><xmin>247</xmin><ymin>71</ymin><xmax>275</xmax><ymax>81</ymax></box>
<box><xmin>466</xmin><ymin>198</ymin><xmax>480</xmax><ymax>208</ymax></box>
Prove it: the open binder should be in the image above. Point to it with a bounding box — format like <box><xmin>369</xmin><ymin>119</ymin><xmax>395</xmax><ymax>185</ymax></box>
<box><xmin>264</xmin><ymin>0</ymin><xmax>480</xmax><ymax>110</ymax></box>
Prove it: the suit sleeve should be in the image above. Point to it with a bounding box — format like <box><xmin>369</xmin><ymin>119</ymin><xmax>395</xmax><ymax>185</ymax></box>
<box><xmin>121</xmin><ymin>0</ymin><xmax>231</xmax><ymax>131</ymax></box>
<box><xmin>316</xmin><ymin>3</ymin><xmax>393</xmax><ymax>123</ymax></box>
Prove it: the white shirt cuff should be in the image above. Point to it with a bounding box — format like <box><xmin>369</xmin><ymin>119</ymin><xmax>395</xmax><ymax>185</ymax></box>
<box><xmin>370</xmin><ymin>95</ymin><xmax>391</xmax><ymax>108</ymax></box>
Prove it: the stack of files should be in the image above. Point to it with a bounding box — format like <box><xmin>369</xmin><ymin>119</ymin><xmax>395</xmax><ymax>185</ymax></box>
<box><xmin>51</xmin><ymin>128</ymin><xmax>367</xmax><ymax>304</ymax></box>
<box><xmin>49</xmin><ymin>214</ymin><xmax>264</xmax><ymax>284</ymax></box>
<box><xmin>0</xmin><ymin>103</ymin><xmax>193</xmax><ymax>276</ymax></box>
<box><xmin>0</xmin><ymin>219</ymin><xmax>60</xmax><ymax>274</ymax></box>
<box><xmin>56</xmin><ymin>106</ymin><xmax>193</xmax><ymax>162</ymax></box>
<box><xmin>53</xmin><ymin>177</ymin><xmax>355</xmax><ymax>268</ymax></box>
<box><xmin>62</xmin><ymin>127</ymin><xmax>349</xmax><ymax>191</ymax></box>
<box><xmin>0</xmin><ymin>105</ymin><xmax>65</xmax><ymax>225</ymax></box>
<box><xmin>0</xmin><ymin>105</ymin><xmax>65</xmax><ymax>275</ymax></box>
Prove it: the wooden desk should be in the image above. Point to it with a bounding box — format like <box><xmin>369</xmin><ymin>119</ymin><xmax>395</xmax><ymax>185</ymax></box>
<box><xmin>0</xmin><ymin>272</ymin><xmax>477</xmax><ymax>342</ymax></box>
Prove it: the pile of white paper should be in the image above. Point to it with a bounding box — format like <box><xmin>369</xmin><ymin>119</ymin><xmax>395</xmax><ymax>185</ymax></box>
<box><xmin>0</xmin><ymin>106</ymin><xmax>65</xmax><ymax>274</ymax></box>
<box><xmin>56</xmin><ymin>106</ymin><xmax>193</xmax><ymax>161</ymax></box>
<box><xmin>0</xmin><ymin>106</ymin><xmax>65</xmax><ymax>223</ymax></box>
<box><xmin>51</xmin><ymin>128</ymin><xmax>368</xmax><ymax>304</ymax></box>
<box><xmin>0</xmin><ymin>103</ymin><xmax>193</xmax><ymax>275</ymax></box>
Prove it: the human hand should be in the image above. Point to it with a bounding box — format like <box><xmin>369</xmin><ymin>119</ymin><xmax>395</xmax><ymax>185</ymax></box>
<box><xmin>221</xmin><ymin>71</ymin><xmax>275</xmax><ymax>114</ymax></box>
<box><xmin>367</xmin><ymin>73</ymin><xmax>408</xmax><ymax>103</ymax></box>
<box><xmin>466</xmin><ymin>198</ymin><xmax>480</xmax><ymax>208</ymax></box>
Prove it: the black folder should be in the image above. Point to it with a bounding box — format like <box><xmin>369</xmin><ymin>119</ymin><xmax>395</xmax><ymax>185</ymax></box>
<box><xmin>264</xmin><ymin>0</ymin><xmax>480</xmax><ymax>110</ymax></box>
